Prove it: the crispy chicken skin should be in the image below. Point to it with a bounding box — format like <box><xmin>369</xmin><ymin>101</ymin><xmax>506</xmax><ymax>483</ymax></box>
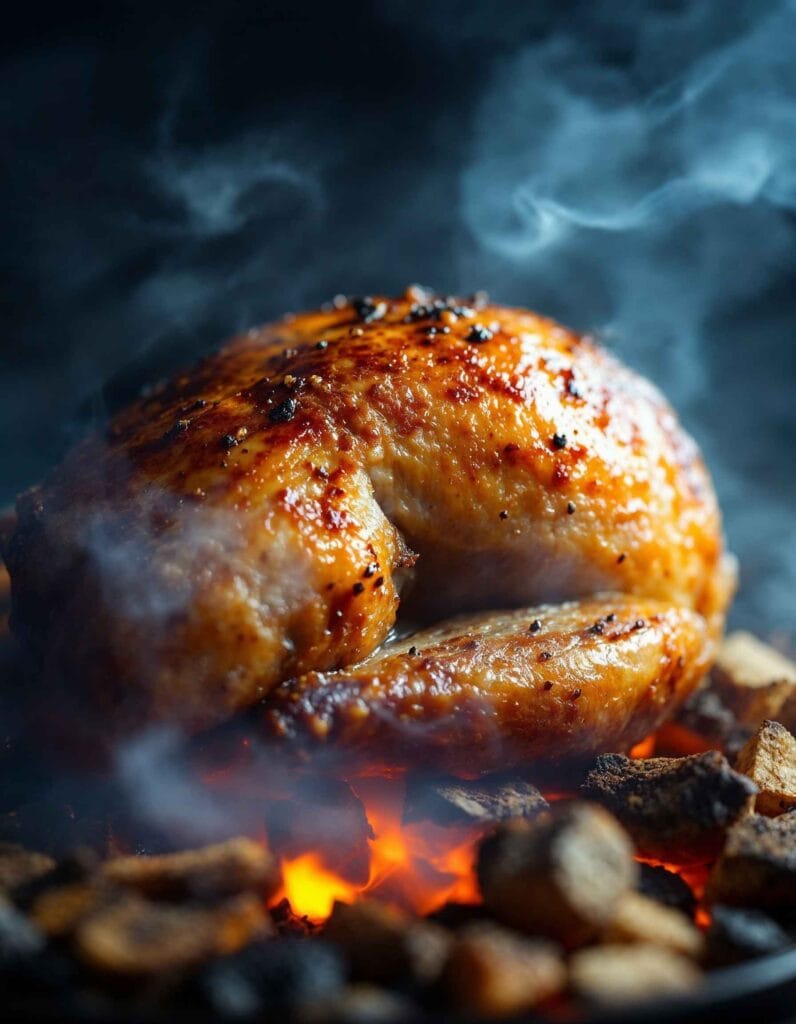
<box><xmin>5</xmin><ymin>289</ymin><xmax>734</xmax><ymax>744</ymax></box>
<box><xmin>262</xmin><ymin>598</ymin><xmax>711</xmax><ymax>773</ymax></box>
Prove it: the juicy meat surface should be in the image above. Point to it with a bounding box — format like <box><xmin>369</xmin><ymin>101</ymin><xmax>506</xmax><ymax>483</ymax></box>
<box><xmin>262</xmin><ymin>597</ymin><xmax>711</xmax><ymax>774</ymax></box>
<box><xmin>5</xmin><ymin>289</ymin><xmax>734</xmax><ymax>745</ymax></box>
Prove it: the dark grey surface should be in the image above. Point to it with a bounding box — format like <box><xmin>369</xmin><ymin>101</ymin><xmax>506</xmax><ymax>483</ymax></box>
<box><xmin>1</xmin><ymin>0</ymin><xmax>795</xmax><ymax>641</ymax></box>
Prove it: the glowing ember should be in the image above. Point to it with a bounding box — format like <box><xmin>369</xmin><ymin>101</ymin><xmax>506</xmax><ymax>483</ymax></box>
<box><xmin>272</xmin><ymin>776</ymin><xmax>482</xmax><ymax>922</ymax></box>
<box><xmin>629</xmin><ymin>734</ymin><xmax>657</xmax><ymax>759</ymax></box>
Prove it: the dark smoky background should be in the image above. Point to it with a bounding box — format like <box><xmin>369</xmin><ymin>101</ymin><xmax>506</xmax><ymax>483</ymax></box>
<box><xmin>1</xmin><ymin>0</ymin><xmax>795</xmax><ymax>642</ymax></box>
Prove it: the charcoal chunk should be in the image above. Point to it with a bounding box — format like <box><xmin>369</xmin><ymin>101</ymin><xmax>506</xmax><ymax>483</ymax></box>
<box><xmin>582</xmin><ymin>751</ymin><xmax>756</xmax><ymax>864</ymax></box>
<box><xmin>404</xmin><ymin>775</ymin><xmax>548</xmax><ymax>827</ymax></box>
<box><xmin>707</xmin><ymin>813</ymin><xmax>796</xmax><ymax>912</ymax></box>
<box><xmin>637</xmin><ymin>863</ymin><xmax>697</xmax><ymax>918</ymax></box>
<box><xmin>706</xmin><ymin>905</ymin><xmax>793</xmax><ymax>966</ymax></box>
<box><xmin>324</xmin><ymin>899</ymin><xmax>449</xmax><ymax>989</ymax></box>
<box><xmin>477</xmin><ymin>803</ymin><xmax>636</xmax><ymax>948</ymax></box>
<box><xmin>197</xmin><ymin>938</ymin><xmax>344</xmax><ymax>1018</ymax></box>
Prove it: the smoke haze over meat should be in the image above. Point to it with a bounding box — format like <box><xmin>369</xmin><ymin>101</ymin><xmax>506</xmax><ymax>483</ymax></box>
<box><xmin>1</xmin><ymin>0</ymin><xmax>795</xmax><ymax>642</ymax></box>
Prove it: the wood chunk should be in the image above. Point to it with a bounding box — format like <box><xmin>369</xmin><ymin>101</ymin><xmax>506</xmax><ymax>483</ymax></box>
<box><xmin>102</xmin><ymin>837</ymin><xmax>278</xmax><ymax>902</ymax></box>
<box><xmin>735</xmin><ymin>721</ymin><xmax>796</xmax><ymax>816</ymax></box>
<box><xmin>711</xmin><ymin>632</ymin><xmax>796</xmax><ymax>727</ymax></box>
<box><xmin>569</xmin><ymin>943</ymin><xmax>701</xmax><ymax>1006</ymax></box>
<box><xmin>0</xmin><ymin>843</ymin><xmax>55</xmax><ymax>894</ymax></box>
<box><xmin>581</xmin><ymin>751</ymin><xmax>757</xmax><ymax>864</ymax></box>
<box><xmin>637</xmin><ymin>864</ymin><xmax>696</xmax><ymax>918</ymax></box>
<box><xmin>323</xmin><ymin>899</ymin><xmax>450</xmax><ymax>988</ymax></box>
<box><xmin>477</xmin><ymin>803</ymin><xmax>637</xmax><ymax>948</ymax></box>
<box><xmin>403</xmin><ymin>775</ymin><xmax>548</xmax><ymax>827</ymax></box>
<box><xmin>706</xmin><ymin>813</ymin><xmax>796</xmax><ymax>912</ymax></box>
<box><xmin>706</xmin><ymin>905</ymin><xmax>793</xmax><ymax>967</ymax></box>
<box><xmin>603</xmin><ymin>891</ymin><xmax>704</xmax><ymax>958</ymax></box>
<box><xmin>75</xmin><ymin>892</ymin><xmax>270</xmax><ymax>976</ymax></box>
<box><xmin>442</xmin><ymin>923</ymin><xmax>565</xmax><ymax>1017</ymax></box>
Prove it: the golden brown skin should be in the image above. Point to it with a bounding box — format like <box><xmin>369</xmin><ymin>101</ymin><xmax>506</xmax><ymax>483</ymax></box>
<box><xmin>262</xmin><ymin>597</ymin><xmax>711</xmax><ymax>774</ymax></box>
<box><xmin>5</xmin><ymin>289</ymin><xmax>734</xmax><ymax>743</ymax></box>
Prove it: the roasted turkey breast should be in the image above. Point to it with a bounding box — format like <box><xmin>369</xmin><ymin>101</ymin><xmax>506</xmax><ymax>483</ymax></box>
<box><xmin>5</xmin><ymin>288</ymin><xmax>734</xmax><ymax>757</ymax></box>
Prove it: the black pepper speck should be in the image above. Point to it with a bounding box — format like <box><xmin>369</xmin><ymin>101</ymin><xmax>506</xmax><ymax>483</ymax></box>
<box><xmin>269</xmin><ymin>397</ymin><xmax>298</xmax><ymax>424</ymax></box>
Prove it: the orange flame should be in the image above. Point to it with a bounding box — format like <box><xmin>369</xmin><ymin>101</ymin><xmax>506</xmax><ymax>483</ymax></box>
<box><xmin>273</xmin><ymin>776</ymin><xmax>482</xmax><ymax>922</ymax></box>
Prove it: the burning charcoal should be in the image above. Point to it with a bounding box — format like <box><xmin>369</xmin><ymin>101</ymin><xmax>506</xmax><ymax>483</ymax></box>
<box><xmin>270</xmin><ymin>897</ymin><xmax>322</xmax><ymax>938</ymax></box>
<box><xmin>75</xmin><ymin>892</ymin><xmax>270</xmax><ymax>976</ymax></box>
<box><xmin>569</xmin><ymin>943</ymin><xmax>701</xmax><ymax>1006</ymax></box>
<box><xmin>581</xmin><ymin>751</ymin><xmax>756</xmax><ymax>864</ymax></box>
<box><xmin>102</xmin><ymin>837</ymin><xmax>279</xmax><ymax>902</ymax></box>
<box><xmin>734</xmin><ymin>721</ymin><xmax>796</xmax><ymax>816</ymax></box>
<box><xmin>706</xmin><ymin>813</ymin><xmax>796</xmax><ymax>912</ymax></box>
<box><xmin>197</xmin><ymin>938</ymin><xmax>344</xmax><ymax>1018</ymax></box>
<box><xmin>602</xmin><ymin>891</ymin><xmax>704</xmax><ymax>958</ymax></box>
<box><xmin>477</xmin><ymin>803</ymin><xmax>637</xmax><ymax>948</ymax></box>
<box><xmin>323</xmin><ymin>899</ymin><xmax>450</xmax><ymax>988</ymax></box>
<box><xmin>0</xmin><ymin>842</ymin><xmax>55</xmax><ymax>894</ymax></box>
<box><xmin>658</xmin><ymin>685</ymin><xmax>751</xmax><ymax>758</ymax></box>
<box><xmin>266</xmin><ymin>778</ymin><xmax>373</xmax><ymax>883</ymax></box>
<box><xmin>441</xmin><ymin>923</ymin><xmax>565</xmax><ymax>1017</ymax></box>
<box><xmin>711</xmin><ymin>632</ymin><xmax>796</xmax><ymax>727</ymax></box>
<box><xmin>637</xmin><ymin>863</ymin><xmax>697</xmax><ymax>918</ymax></box>
<box><xmin>403</xmin><ymin>775</ymin><xmax>548</xmax><ymax>827</ymax></box>
<box><xmin>705</xmin><ymin>905</ymin><xmax>793</xmax><ymax>966</ymax></box>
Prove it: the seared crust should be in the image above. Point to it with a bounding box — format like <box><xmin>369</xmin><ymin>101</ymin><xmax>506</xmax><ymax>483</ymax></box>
<box><xmin>5</xmin><ymin>290</ymin><xmax>733</xmax><ymax>732</ymax></box>
<box><xmin>261</xmin><ymin>597</ymin><xmax>711</xmax><ymax>773</ymax></box>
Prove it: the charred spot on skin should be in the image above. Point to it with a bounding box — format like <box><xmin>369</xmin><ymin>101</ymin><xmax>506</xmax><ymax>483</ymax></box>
<box><xmin>552</xmin><ymin>433</ymin><xmax>568</xmax><ymax>450</ymax></box>
<box><xmin>567</xmin><ymin>501</ymin><xmax>576</xmax><ymax>515</ymax></box>
<box><xmin>499</xmin><ymin>510</ymin><xmax>509</xmax><ymax>520</ymax></box>
<box><xmin>351</xmin><ymin>298</ymin><xmax>387</xmax><ymax>323</ymax></box>
<box><xmin>220</xmin><ymin>433</ymin><xmax>238</xmax><ymax>450</ymax></box>
<box><xmin>163</xmin><ymin>418</ymin><xmax>191</xmax><ymax>443</ymax></box>
<box><xmin>374</xmin><ymin>576</ymin><xmax>384</xmax><ymax>588</ymax></box>
<box><xmin>617</xmin><ymin>553</ymin><xmax>627</xmax><ymax>564</ymax></box>
<box><xmin>529</xmin><ymin>619</ymin><xmax>542</xmax><ymax>634</ymax></box>
<box><xmin>408</xmin><ymin>646</ymin><xmax>418</xmax><ymax>656</ymax></box>
<box><xmin>352</xmin><ymin>582</ymin><xmax>365</xmax><ymax>596</ymax></box>
<box><xmin>543</xmin><ymin>680</ymin><xmax>554</xmax><ymax>691</ymax></box>
<box><xmin>568</xmin><ymin>688</ymin><xmax>583</xmax><ymax>701</ymax></box>
<box><xmin>538</xmin><ymin>651</ymin><xmax>553</xmax><ymax>662</ymax></box>
<box><xmin>467</xmin><ymin>324</ymin><xmax>493</xmax><ymax>344</ymax></box>
<box><xmin>269</xmin><ymin>397</ymin><xmax>298</xmax><ymax>424</ymax></box>
<box><xmin>315</xmin><ymin>340</ymin><xmax>329</xmax><ymax>350</ymax></box>
<box><xmin>633</xmin><ymin>619</ymin><xmax>647</xmax><ymax>631</ymax></box>
<box><xmin>363</xmin><ymin>562</ymin><xmax>378</xmax><ymax>578</ymax></box>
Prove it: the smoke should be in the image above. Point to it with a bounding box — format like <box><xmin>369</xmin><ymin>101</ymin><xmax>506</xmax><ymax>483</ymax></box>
<box><xmin>457</xmin><ymin>0</ymin><xmax>796</xmax><ymax>640</ymax></box>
